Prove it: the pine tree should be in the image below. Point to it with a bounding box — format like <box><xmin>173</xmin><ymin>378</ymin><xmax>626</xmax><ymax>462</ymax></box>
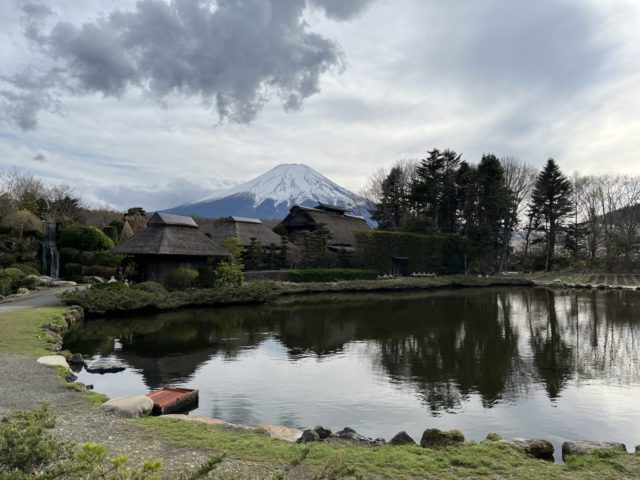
<box><xmin>371</xmin><ymin>166</ymin><xmax>411</xmax><ymax>230</ymax></box>
<box><xmin>528</xmin><ymin>159</ymin><xmax>573</xmax><ymax>271</ymax></box>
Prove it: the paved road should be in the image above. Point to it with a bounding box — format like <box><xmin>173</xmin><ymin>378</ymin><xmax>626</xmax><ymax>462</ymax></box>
<box><xmin>0</xmin><ymin>286</ymin><xmax>79</xmax><ymax>312</ymax></box>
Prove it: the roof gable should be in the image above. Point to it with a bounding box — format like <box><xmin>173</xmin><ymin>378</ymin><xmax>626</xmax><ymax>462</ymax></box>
<box><xmin>149</xmin><ymin>212</ymin><xmax>198</xmax><ymax>227</ymax></box>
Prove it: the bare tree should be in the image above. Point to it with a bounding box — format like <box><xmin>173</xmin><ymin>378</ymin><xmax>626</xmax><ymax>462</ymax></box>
<box><xmin>499</xmin><ymin>156</ymin><xmax>537</xmax><ymax>269</ymax></box>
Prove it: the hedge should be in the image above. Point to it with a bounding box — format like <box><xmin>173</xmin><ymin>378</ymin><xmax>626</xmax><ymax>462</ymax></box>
<box><xmin>59</xmin><ymin>226</ymin><xmax>114</xmax><ymax>251</ymax></box>
<box><xmin>288</xmin><ymin>268</ymin><xmax>378</xmax><ymax>283</ymax></box>
<box><xmin>0</xmin><ymin>268</ymin><xmax>26</xmax><ymax>295</ymax></box>
<box><xmin>354</xmin><ymin>231</ymin><xmax>467</xmax><ymax>275</ymax></box>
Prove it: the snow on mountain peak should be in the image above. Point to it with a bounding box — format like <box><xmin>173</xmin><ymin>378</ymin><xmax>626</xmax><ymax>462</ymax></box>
<box><xmin>203</xmin><ymin>163</ymin><xmax>364</xmax><ymax>208</ymax></box>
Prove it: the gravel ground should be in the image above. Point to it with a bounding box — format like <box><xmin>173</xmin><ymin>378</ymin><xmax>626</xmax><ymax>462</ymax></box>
<box><xmin>0</xmin><ymin>353</ymin><xmax>284</xmax><ymax>478</ymax></box>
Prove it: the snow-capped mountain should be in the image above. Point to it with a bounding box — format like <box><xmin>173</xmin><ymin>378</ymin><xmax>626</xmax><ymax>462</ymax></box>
<box><xmin>164</xmin><ymin>163</ymin><xmax>371</xmax><ymax>221</ymax></box>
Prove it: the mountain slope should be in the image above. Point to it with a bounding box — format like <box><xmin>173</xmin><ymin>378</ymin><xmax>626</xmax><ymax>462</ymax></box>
<box><xmin>165</xmin><ymin>164</ymin><xmax>371</xmax><ymax>221</ymax></box>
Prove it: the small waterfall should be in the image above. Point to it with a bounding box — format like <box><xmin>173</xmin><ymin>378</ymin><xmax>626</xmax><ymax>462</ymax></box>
<box><xmin>42</xmin><ymin>221</ymin><xmax>60</xmax><ymax>279</ymax></box>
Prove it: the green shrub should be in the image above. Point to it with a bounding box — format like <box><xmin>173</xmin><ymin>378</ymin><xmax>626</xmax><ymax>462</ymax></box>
<box><xmin>168</xmin><ymin>267</ymin><xmax>199</xmax><ymax>290</ymax></box>
<box><xmin>83</xmin><ymin>265</ymin><xmax>116</xmax><ymax>278</ymax></box>
<box><xmin>59</xmin><ymin>247</ymin><xmax>80</xmax><ymax>263</ymax></box>
<box><xmin>11</xmin><ymin>262</ymin><xmax>40</xmax><ymax>276</ymax></box>
<box><xmin>212</xmin><ymin>260</ymin><xmax>243</xmax><ymax>287</ymax></box>
<box><xmin>63</xmin><ymin>263</ymin><xmax>83</xmax><ymax>278</ymax></box>
<box><xmin>0</xmin><ymin>253</ymin><xmax>17</xmax><ymax>267</ymax></box>
<box><xmin>22</xmin><ymin>275</ymin><xmax>39</xmax><ymax>289</ymax></box>
<box><xmin>59</xmin><ymin>226</ymin><xmax>114</xmax><ymax>251</ymax></box>
<box><xmin>354</xmin><ymin>231</ymin><xmax>466</xmax><ymax>275</ymax></box>
<box><xmin>0</xmin><ymin>268</ymin><xmax>26</xmax><ymax>295</ymax></box>
<box><xmin>288</xmin><ymin>268</ymin><xmax>378</xmax><ymax>282</ymax></box>
<box><xmin>92</xmin><ymin>251</ymin><xmax>122</xmax><ymax>267</ymax></box>
<box><xmin>102</xmin><ymin>225</ymin><xmax>118</xmax><ymax>244</ymax></box>
<box><xmin>131</xmin><ymin>281</ymin><xmax>167</xmax><ymax>295</ymax></box>
<box><xmin>91</xmin><ymin>282</ymin><xmax>128</xmax><ymax>291</ymax></box>
<box><xmin>76</xmin><ymin>251</ymin><xmax>96</xmax><ymax>266</ymax></box>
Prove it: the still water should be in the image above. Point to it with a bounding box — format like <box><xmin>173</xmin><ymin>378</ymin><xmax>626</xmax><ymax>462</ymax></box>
<box><xmin>64</xmin><ymin>288</ymin><xmax>640</xmax><ymax>459</ymax></box>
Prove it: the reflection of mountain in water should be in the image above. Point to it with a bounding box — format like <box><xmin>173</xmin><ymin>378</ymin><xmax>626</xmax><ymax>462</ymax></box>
<box><xmin>64</xmin><ymin>289</ymin><xmax>640</xmax><ymax>411</ymax></box>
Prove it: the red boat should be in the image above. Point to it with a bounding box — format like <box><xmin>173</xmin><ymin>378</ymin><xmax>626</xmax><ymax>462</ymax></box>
<box><xmin>146</xmin><ymin>387</ymin><xmax>199</xmax><ymax>415</ymax></box>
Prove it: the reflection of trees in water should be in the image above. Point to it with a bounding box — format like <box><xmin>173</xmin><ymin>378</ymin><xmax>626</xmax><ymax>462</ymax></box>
<box><xmin>65</xmin><ymin>289</ymin><xmax>640</xmax><ymax>411</ymax></box>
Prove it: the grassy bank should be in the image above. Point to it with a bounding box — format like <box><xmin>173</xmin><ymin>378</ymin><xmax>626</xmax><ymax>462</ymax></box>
<box><xmin>61</xmin><ymin>276</ymin><xmax>533</xmax><ymax>317</ymax></box>
<box><xmin>0</xmin><ymin>306</ymin><xmax>67</xmax><ymax>356</ymax></box>
<box><xmin>139</xmin><ymin>417</ymin><xmax>640</xmax><ymax>479</ymax></box>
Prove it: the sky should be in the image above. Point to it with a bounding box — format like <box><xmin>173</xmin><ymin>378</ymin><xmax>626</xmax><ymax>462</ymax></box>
<box><xmin>1</xmin><ymin>0</ymin><xmax>639</xmax><ymax>211</ymax></box>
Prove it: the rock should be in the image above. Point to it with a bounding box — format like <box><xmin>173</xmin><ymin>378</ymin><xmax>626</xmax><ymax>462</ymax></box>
<box><xmin>82</xmin><ymin>276</ymin><xmax>105</xmax><ymax>284</ymax></box>
<box><xmin>562</xmin><ymin>441</ymin><xmax>626</xmax><ymax>459</ymax></box>
<box><xmin>256</xmin><ymin>424</ymin><xmax>302</xmax><ymax>443</ymax></box>
<box><xmin>389</xmin><ymin>431</ymin><xmax>416</xmax><ymax>446</ymax></box>
<box><xmin>36</xmin><ymin>355</ymin><xmax>69</xmax><ymax>370</ymax></box>
<box><xmin>420</xmin><ymin>429</ymin><xmax>465</xmax><ymax>448</ymax></box>
<box><xmin>65</xmin><ymin>372</ymin><xmax>78</xmax><ymax>382</ymax></box>
<box><xmin>16</xmin><ymin>287</ymin><xmax>29</xmax><ymax>296</ymax></box>
<box><xmin>50</xmin><ymin>280</ymin><xmax>77</xmax><ymax>288</ymax></box>
<box><xmin>43</xmin><ymin>322</ymin><xmax>64</xmax><ymax>334</ymax></box>
<box><xmin>500</xmin><ymin>438</ymin><xmax>554</xmax><ymax>461</ymax></box>
<box><xmin>86</xmin><ymin>359</ymin><xmax>126</xmax><ymax>374</ymax></box>
<box><xmin>334</xmin><ymin>427</ymin><xmax>385</xmax><ymax>446</ymax></box>
<box><xmin>313</xmin><ymin>425</ymin><xmax>332</xmax><ymax>440</ymax></box>
<box><xmin>296</xmin><ymin>429</ymin><xmax>320</xmax><ymax>444</ymax></box>
<box><xmin>102</xmin><ymin>395</ymin><xmax>154</xmax><ymax>418</ymax></box>
<box><xmin>64</xmin><ymin>307</ymin><xmax>84</xmax><ymax>327</ymax></box>
<box><xmin>68</xmin><ymin>353</ymin><xmax>85</xmax><ymax>365</ymax></box>
<box><xmin>39</xmin><ymin>275</ymin><xmax>53</xmax><ymax>286</ymax></box>
<box><xmin>43</xmin><ymin>331</ymin><xmax>63</xmax><ymax>351</ymax></box>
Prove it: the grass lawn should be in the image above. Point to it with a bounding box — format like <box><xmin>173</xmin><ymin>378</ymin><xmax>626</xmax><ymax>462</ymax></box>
<box><xmin>0</xmin><ymin>306</ymin><xmax>67</xmax><ymax>356</ymax></box>
<box><xmin>139</xmin><ymin>417</ymin><xmax>640</xmax><ymax>479</ymax></box>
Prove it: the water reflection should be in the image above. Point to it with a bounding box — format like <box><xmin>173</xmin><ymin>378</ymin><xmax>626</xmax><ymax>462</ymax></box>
<box><xmin>64</xmin><ymin>288</ymin><xmax>640</xmax><ymax>451</ymax></box>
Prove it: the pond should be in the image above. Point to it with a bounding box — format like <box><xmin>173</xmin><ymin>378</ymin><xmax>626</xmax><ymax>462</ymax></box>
<box><xmin>64</xmin><ymin>287</ymin><xmax>640</xmax><ymax>461</ymax></box>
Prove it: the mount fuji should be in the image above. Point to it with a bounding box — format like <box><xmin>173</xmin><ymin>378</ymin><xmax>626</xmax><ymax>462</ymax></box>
<box><xmin>164</xmin><ymin>164</ymin><xmax>372</xmax><ymax>221</ymax></box>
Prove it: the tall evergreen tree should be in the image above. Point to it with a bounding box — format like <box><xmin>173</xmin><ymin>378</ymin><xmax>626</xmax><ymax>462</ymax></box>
<box><xmin>412</xmin><ymin>149</ymin><xmax>461</xmax><ymax>233</ymax></box>
<box><xmin>528</xmin><ymin>159</ymin><xmax>573</xmax><ymax>271</ymax></box>
<box><xmin>371</xmin><ymin>166</ymin><xmax>411</xmax><ymax>230</ymax></box>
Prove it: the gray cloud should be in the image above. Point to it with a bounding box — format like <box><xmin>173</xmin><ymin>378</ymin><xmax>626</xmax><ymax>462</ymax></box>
<box><xmin>33</xmin><ymin>152</ymin><xmax>46</xmax><ymax>162</ymax></box>
<box><xmin>2</xmin><ymin>0</ymin><xmax>373</xmax><ymax>129</ymax></box>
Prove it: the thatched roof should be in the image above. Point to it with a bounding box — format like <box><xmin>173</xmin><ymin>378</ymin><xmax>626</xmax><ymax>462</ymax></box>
<box><xmin>113</xmin><ymin>212</ymin><xmax>230</xmax><ymax>257</ymax></box>
<box><xmin>279</xmin><ymin>205</ymin><xmax>372</xmax><ymax>247</ymax></box>
<box><xmin>205</xmin><ymin>216</ymin><xmax>284</xmax><ymax>247</ymax></box>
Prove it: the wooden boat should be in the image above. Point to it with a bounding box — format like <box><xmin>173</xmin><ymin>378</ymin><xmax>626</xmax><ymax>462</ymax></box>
<box><xmin>146</xmin><ymin>387</ymin><xmax>199</xmax><ymax>415</ymax></box>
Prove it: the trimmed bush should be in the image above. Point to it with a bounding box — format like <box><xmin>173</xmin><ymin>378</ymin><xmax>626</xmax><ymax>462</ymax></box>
<box><xmin>0</xmin><ymin>268</ymin><xmax>26</xmax><ymax>295</ymax></box>
<box><xmin>168</xmin><ymin>267</ymin><xmax>199</xmax><ymax>290</ymax></box>
<box><xmin>11</xmin><ymin>262</ymin><xmax>40</xmax><ymax>276</ymax></box>
<box><xmin>288</xmin><ymin>268</ymin><xmax>378</xmax><ymax>283</ymax></box>
<box><xmin>131</xmin><ymin>281</ymin><xmax>167</xmax><ymax>295</ymax></box>
<box><xmin>102</xmin><ymin>225</ymin><xmax>118</xmax><ymax>244</ymax></box>
<box><xmin>63</xmin><ymin>263</ymin><xmax>83</xmax><ymax>278</ymax></box>
<box><xmin>354</xmin><ymin>231</ymin><xmax>467</xmax><ymax>275</ymax></box>
<box><xmin>59</xmin><ymin>247</ymin><xmax>80</xmax><ymax>263</ymax></box>
<box><xmin>76</xmin><ymin>251</ymin><xmax>96</xmax><ymax>266</ymax></box>
<box><xmin>93</xmin><ymin>251</ymin><xmax>122</xmax><ymax>267</ymax></box>
<box><xmin>84</xmin><ymin>265</ymin><xmax>117</xmax><ymax>279</ymax></box>
<box><xmin>59</xmin><ymin>226</ymin><xmax>114</xmax><ymax>251</ymax></box>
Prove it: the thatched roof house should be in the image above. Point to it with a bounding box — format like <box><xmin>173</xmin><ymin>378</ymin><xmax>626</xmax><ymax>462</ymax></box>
<box><xmin>113</xmin><ymin>212</ymin><xmax>230</xmax><ymax>285</ymax></box>
<box><xmin>205</xmin><ymin>216</ymin><xmax>284</xmax><ymax>247</ymax></box>
<box><xmin>278</xmin><ymin>203</ymin><xmax>372</xmax><ymax>250</ymax></box>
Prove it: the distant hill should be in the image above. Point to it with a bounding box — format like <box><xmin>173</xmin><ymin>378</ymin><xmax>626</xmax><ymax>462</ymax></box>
<box><xmin>164</xmin><ymin>163</ymin><xmax>372</xmax><ymax>222</ymax></box>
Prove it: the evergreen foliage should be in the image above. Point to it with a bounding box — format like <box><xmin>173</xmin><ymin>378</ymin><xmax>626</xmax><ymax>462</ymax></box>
<box><xmin>288</xmin><ymin>268</ymin><xmax>378</xmax><ymax>282</ymax></box>
<box><xmin>528</xmin><ymin>159</ymin><xmax>573</xmax><ymax>271</ymax></box>
<box><xmin>59</xmin><ymin>225</ymin><xmax>114</xmax><ymax>251</ymax></box>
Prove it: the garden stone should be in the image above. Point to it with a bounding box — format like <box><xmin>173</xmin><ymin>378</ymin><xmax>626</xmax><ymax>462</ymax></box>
<box><xmin>296</xmin><ymin>429</ymin><xmax>320</xmax><ymax>444</ymax></box>
<box><xmin>86</xmin><ymin>359</ymin><xmax>126</xmax><ymax>374</ymax></box>
<box><xmin>83</xmin><ymin>276</ymin><xmax>105</xmax><ymax>284</ymax></box>
<box><xmin>65</xmin><ymin>372</ymin><xmax>78</xmax><ymax>382</ymax></box>
<box><xmin>39</xmin><ymin>276</ymin><xmax>53</xmax><ymax>286</ymax></box>
<box><xmin>389</xmin><ymin>431</ymin><xmax>416</xmax><ymax>446</ymax></box>
<box><xmin>102</xmin><ymin>395</ymin><xmax>153</xmax><ymax>418</ymax></box>
<box><xmin>420</xmin><ymin>428</ymin><xmax>465</xmax><ymax>448</ymax></box>
<box><xmin>36</xmin><ymin>355</ymin><xmax>69</xmax><ymax>370</ymax></box>
<box><xmin>500</xmin><ymin>438</ymin><xmax>554</xmax><ymax>461</ymax></box>
<box><xmin>334</xmin><ymin>427</ymin><xmax>385</xmax><ymax>446</ymax></box>
<box><xmin>313</xmin><ymin>425</ymin><xmax>332</xmax><ymax>440</ymax></box>
<box><xmin>50</xmin><ymin>280</ymin><xmax>77</xmax><ymax>288</ymax></box>
<box><xmin>69</xmin><ymin>353</ymin><xmax>85</xmax><ymax>365</ymax></box>
<box><xmin>562</xmin><ymin>441</ymin><xmax>626</xmax><ymax>459</ymax></box>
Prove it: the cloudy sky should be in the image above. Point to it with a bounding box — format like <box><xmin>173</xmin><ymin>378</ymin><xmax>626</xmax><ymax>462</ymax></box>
<box><xmin>1</xmin><ymin>0</ymin><xmax>639</xmax><ymax>210</ymax></box>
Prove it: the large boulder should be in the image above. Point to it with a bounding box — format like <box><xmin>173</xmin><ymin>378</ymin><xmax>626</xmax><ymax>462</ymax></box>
<box><xmin>36</xmin><ymin>355</ymin><xmax>69</xmax><ymax>370</ymax></box>
<box><xmin>420</xmin><ymin>429</ymin><xmax>465</xmax><ymax>448</ymax></box>
<box><xmin>389</xmin><ymin>431</ymin><xmax>416</xmax><ymax>446</ymax></box>
<box><xmin>102</xmin><ymin>395</ymin><xmax>154</xmax><ymax>418</ymax></box>
<box><xmin>296</xmin><ymin>429</ymin><xmax>320</xmax><ymax>444</ymax></box>
<box><xmin>562</xmin><ymin>441</ymin><xmax>626</xmax><ymax>459</ymax></box>
<box><xmin>499</xmin><ymin>438</ymin><xmax>554</xmax><ymax>461</ymax></box>
<box><xmin>313</xmin><ymin>425</ymin><xmax>333</xmax><ymax>440</ymax></box>
<box><xmin>86</xmin><ymin>359</ymin><xmax>126</xmax><ymax>374</ymax></box>
<box><xmin>68</xmin><ymin>353</ymin><xmax>85</xmax><ymax>366</ymax></box>
<box><xmin>50</xmin><ymin>280</ymin><xmax>77</xmax><ymax>288</ymax></box>
<box><xmin>334</xmin><ymin>427</ymin><xmax>385</xmax><ymax>446</ymax></box>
